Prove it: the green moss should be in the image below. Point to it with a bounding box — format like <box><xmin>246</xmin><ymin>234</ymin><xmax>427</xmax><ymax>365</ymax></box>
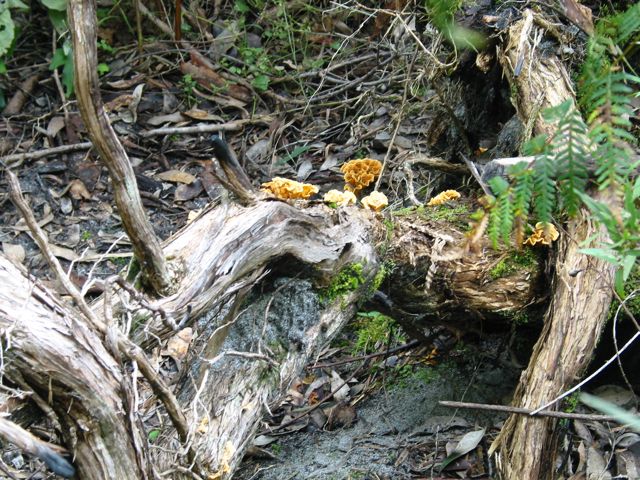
<box><xmin>393</xmin><ymin>205</ymin><xmax>423</xmax><ymax>217</ymax></box>
<box><xmin>270</xmin><ymin>443</ymin><xmax>282</xmax><ymax>454</ymax></box>
<box><xmin>392</xmin><ymin>203</ymin><xmax>470</xmax><ymax>228</ymax></box>
<box><xmin>320</xmin><ymin>263</ymin><xmax>365</xmax><ymax>303</ymax></box>
<box><xmin>351</xmin><ymin>311</ymin><xmax>405</xmax><ymax>355</ymax></box>
<box><xmin>489</xmin><ymin>249</ymin><xmax>538</xmax><ymax>280</ymax></box>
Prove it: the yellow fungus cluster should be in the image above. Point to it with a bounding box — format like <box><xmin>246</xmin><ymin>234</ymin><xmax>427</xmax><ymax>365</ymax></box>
<box><xmin>523</xmin><ymin>222</ymin><xmax>559</xmax><ymax>246</ymax></box>
<box><xmin>340</xmin><ymin>158</ymin><xmax>382</xmax><ymax>193</ymax></box>
<box><xmin>427</xmin><ymin>189</ymin><xmax>461</xmax><ymax>207</ymax></box>
<box><xmin>323</xmin><ymin>189</ymin><xmax>357</xmax><ymax>207</ymax></box>
<box><xmin>261</xmin><ymin>177</ymin><xmax>318</xmax><ymax>200</ymax></box>
<box><xmin>361</xmin><ymin>191</ymin><xmax>388</xmax><ymax>212</ymax></box>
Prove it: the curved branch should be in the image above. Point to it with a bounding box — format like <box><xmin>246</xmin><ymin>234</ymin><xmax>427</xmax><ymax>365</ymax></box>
<box><xmin>67</xmin><ymin>0</ymin><xmax>170</xmax><ymax>294</ymax></box>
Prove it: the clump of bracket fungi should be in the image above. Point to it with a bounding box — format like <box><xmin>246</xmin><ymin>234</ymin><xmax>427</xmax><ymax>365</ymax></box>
<box><xmin>340</xmin><ymin>158</ymin><xmax>383</xmax><ymax>193</ymax></box>
<box><xmin>361</xmin><ymin>191</ymin><xmax>388</xmax><ymax>212</ymax></box>
<box><xmin>523</xmin><ymin>222</ymin><xmax>559</xmax><ymax>246</ymax></box>
<box><xmin>427</xmin><ymin>189</ymin><xmax>461</xmax><ymax>207</ymax></box>
<box><xmin>261</xmin><ymin>177</ymin><xmax>319</xmax><ymax>200</ymax></box>
<box><xmin>323</xmin><ymin>189</ymin><xmax>357</xmax><ymax>207</ymax></box>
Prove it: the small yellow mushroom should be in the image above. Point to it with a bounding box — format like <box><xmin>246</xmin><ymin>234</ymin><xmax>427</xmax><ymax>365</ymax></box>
<box><xmin>261</xmin><ymin>177</ymin><xmax>319</xmax><ymax>200</ymax></box>
<box><xmin>340</xmin><ymin>158</ymin><xmax>382</xmax><ymax>193</ymax></box>
<box><xmin>427</xmin><ymin>189</ymin><xmax>461</xmax><ymax>207</ymax></box>
<box><xmin>523</xmin><ymin>222</ymin><xmax>559</xmax><ymax>246</ymax></box>
<box><xmin>323</xmin><ymin>189</ymin><xmax>357</xmax><ymax>207</ymax></box>
<box><xmin>361</xmin><ymin>191</ymin><xmax>388</xmax><ymax>212</ymax></box>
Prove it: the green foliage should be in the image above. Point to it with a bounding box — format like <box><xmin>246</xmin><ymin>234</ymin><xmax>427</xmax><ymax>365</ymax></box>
<box><xmin>579</xmin><ymin>3</ymin><xmax>640</xmax><ymax>189</ymax></box>
<box><xmin>0</xmin><ymin>0</ymin><xmax>28</xmax><ymax>57</ymax></box>
<box><xmin>180</xmin><ymin>74</ymin><xmax>198</xmax><ymax>107</ymax></box>
<box><xmin>148</xmin><ymin>429</ymin><xmax>160</xmax><ymax>442</ymax></box>
<box><xmin>50</xmin><ymin>39</ymin><xmax>74</xmax><ymax>97</ymax></box>
<box><xmin>351</xmin><ymin>311</ymin><xmax>405</xmax><ymax>355</ymax></box>
<box><xmin>1</xmin><ymin>0</ymin><xmax>77</xmax><ymax>97</ymax></box>
<box><xmin>424</xmin><ymin>0</ymin><xmax>485</xmax><ymax>49</ymax></box>
<box><xmin>481</xmin><ymin>3</ymin><xmax>639</xmax><ymax>290</ymax></box>
<box><xmin>489</xmin><ymin>249</ymin><xmax>538</xmax><ymax>280</ymax></box>
<box><xmin>320</xmin><ymin>263</ymin><xmax>365</xmax><ymax>303</ymax></box>
<box><xmin>545</xmin><ymin>101</ymin><xmax>590</xmax><ymax>217</ymax></box>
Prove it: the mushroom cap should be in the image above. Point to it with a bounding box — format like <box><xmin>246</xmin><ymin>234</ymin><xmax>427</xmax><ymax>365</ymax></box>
<box><xmin>323</xmin><ymin>189</ymin><xmax>357</xmax><ymax>206</ymax></box>
<box><xmin>361</xmin><ymin>191</ymin><xmax>388</xmax><ymax>212</ymax></box>
<box><xmin>261</xmin><ymin>177</ymin><xmax>319</xmax><ymax>199</ymax></box>
<box><xmin>340</xmin><ymin>158</ymin><xmax>382</xmax><ymax>193</ymax></box>
<box><xmin>524</xmin><ymin>222</ymin><xmax>559</xmax><ymax>246</ymax></box>
<box><xmin>427</xmin><ymin>189</ymin><xmax>461</xmax><ymax>207</ymax></box>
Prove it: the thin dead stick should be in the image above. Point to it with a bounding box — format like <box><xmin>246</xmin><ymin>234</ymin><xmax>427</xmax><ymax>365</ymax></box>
<box><xmin>310</xmin><ymin>339</ymin><xmax>420</xmax><ymax>369</ymax></box>
<box><xmin>139</xmin><ymin>117</ymin><xmax>272</xmax><ymax>138</ymax></box>
<box><xmin>0</xmin><ymin>142</ymin><xmax>92</xmax><ymax>166</ymax></box>
<box><xmin>375</xmin><ymin>51</ymin><xmax>417</xmax><ymax>191</ymax></box>
<box><xmin>6</xmin><ymin>171</ymin><xmax>193</xmax><ymax>456</ymax></box>
<box><xmin>0</xmin><ymin>418</ymin><xmax>75</xmax><ymax>478</ymax></box>
<box><xmin>439</xmin><ymin>400</ymin><xmax>615</xmax><ymax>421</ymax></box>
<box><xmin>530</xmin><ymin>329</ymin><xmax>640</xmax><ymax>416</ymax></box>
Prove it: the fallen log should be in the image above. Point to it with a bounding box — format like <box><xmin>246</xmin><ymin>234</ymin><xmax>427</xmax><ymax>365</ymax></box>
<box><xmin>1</xmin><ymin>182</ymin><xmax>540</xmax><ymax>479</ymax></box>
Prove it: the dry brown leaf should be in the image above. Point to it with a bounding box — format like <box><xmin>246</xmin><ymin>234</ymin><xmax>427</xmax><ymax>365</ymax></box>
<box><xmin>182</xmin><ymin>109</ymin><xmax>224</xmax><ymax>122</ymax></box>
<box><xmin>46</xmin><ymin>116</ymin><xmax>65</xmax><ymax>138</ymax></box>
<box><xmin>69</xmin><ymin>179</ymin><xmax>92</xmax><ymax>200</ymax></box>
<box><xmin>157</xmin><ymin>170</ymin><xmax>196</xmax><ymax>184</ymax></box>
<box><xmin>163</xmin><ymin>328</ymin><xmax>193</xmax><ymax>361</ymax></box>
<box><xmin>49</xmin><ymin>244</ymin><xmax>79</xmax><ymax>261</ymax></box>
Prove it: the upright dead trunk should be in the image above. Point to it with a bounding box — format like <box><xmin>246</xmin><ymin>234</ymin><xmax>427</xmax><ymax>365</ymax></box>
<box><xmin>488</xmin><ymin>10</ymin><xmax>617</xmax><ymax>479</ymax></box>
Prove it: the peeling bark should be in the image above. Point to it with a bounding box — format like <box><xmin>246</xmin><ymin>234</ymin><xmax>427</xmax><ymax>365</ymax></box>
<box><xmin>488</xmin><ymin>10</ymin><xmax>617</xmax><ymax>479</ymax></box>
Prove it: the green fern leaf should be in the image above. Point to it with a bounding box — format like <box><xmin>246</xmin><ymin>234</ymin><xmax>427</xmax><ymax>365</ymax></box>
<box><xmin>548</xmin><ymin>101</ymin><xmax>590</xmax><ymax>217</ymax></box>
<box><xmin>533</xmin><ymin>152</ymin><xmax>556</xmax><ymax>224</ymax></box>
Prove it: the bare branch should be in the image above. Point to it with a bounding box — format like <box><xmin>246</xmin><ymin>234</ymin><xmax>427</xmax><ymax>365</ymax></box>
<box><xmin>67</xmin><ymin>0</ymin><xmax>170</xmax><ymax>294</ymax></box>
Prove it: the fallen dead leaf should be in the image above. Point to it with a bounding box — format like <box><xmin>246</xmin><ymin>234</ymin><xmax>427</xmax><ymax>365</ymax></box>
<box><xmin>49</xmin><ymin>244</ymin><xmax>79</xmax><ymax>261</ymax></box>
<box><xmin>46</xmin><ymin>116</ymin><xmax>65</xmax><ymax>138</ymax></box>
<box><xmin>175</xmin><ymin>179</ymin><xmax>203</xmax><ymax>201</ymax></box>
<box><xmin>183</xmin><ymin>108</ymin><xmax>224</xmax><ymax>122</ymax></box>
<box><xmin>69</xmin><ymin>179</ymin><xmax>92</xmax><ymax>200</ymax></box>
<box><xmin>163</xmin><ymin>327</ymin><xmax>193</xmax><ymax>361</ymax></box>
<box><xmin>156</xmin><ymin>170</ymin><xmax>196</xmax><ymax>184</ymax></box>
<box><xmin>146</xmin><ymin>111</ymin><xmax>187</xmax><ymax>126</ymax></box>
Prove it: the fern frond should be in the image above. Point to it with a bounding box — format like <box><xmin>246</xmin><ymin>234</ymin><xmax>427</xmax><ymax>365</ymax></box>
<box><xmin>533</xmin><ymin>152</ymin><xmax>556</xmax><ymax>224</ymax></box>
<box><xmin>547</xmin><ymin>101</ymin><xmax>591</xmax><ymax>216</ymax></box>
<box><xmin>487</xmin><ymin>176</ymin><xmax>514</xmax><ymax>248</ymax></box>
<box><xmin>510</xmin><ymin>164</ymin><xmax>534</xmax><ymax>244</ymax></box>
<box><xmin>612</xmin><ymin>3</ymin><xmax>640</xmax><ymax>45</ymax></box>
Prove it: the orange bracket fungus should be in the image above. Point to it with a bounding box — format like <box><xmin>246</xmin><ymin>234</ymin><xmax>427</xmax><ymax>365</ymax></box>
<box><xmin>427</xmin><ymin>189</ymin><xmax>461</xmax><ymax>207</ymax></box>
<box><xmin>340</xmin><ymin>158</ymin><xmax>382</xmax><ymax>193</ymax></box>
<box><xmin>361</xmin><ymin>191</ymin><xmax>388</xmax><ymax>212</ymax></box>
<box><xmin>261</xmin><ymin>177</ymin><xmax>319</xmax><ymax>200</ymax></box>
<box><xmin>323</xmin><ymin>189</ymin><xmax>357</xmax><ymax>207</ymax></box>
<box><xmin>523</xmin><ymin>222</ymin><xmax>560</xmax><ymax>246</ymax></box>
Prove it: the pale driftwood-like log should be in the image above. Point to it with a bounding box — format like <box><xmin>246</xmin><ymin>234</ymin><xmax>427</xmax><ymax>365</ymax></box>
<box><xmin>68</xmin><ymin>0</ymin><xmax>170</xmax><ymax>294</ymax></box>
<box><xmin>489</xmin><ymin>10</ymin><xmax>617</xmax><ymax>479</ymax></box>
<box><xmin>0</xmin><ymin>257</ymin><xmax>145</xmax><ymax>479</ymax></box>
<box><xmin>1</xmin><ymin>195</ymin><xmax>379</xmax><ymax>478</ymax></box>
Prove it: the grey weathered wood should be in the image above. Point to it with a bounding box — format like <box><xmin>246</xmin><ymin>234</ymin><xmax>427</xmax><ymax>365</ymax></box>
<box><xmin>68</xmin><ymin>0</ymin><xmax>170</xmax><ymax>294</ymax></box>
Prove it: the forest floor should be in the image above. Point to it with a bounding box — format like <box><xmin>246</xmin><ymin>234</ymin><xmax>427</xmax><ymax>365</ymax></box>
<box><xmin>1</xmin><ymin>1</ymin><xmax>638</xmax><ymax>479</ymax></box>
